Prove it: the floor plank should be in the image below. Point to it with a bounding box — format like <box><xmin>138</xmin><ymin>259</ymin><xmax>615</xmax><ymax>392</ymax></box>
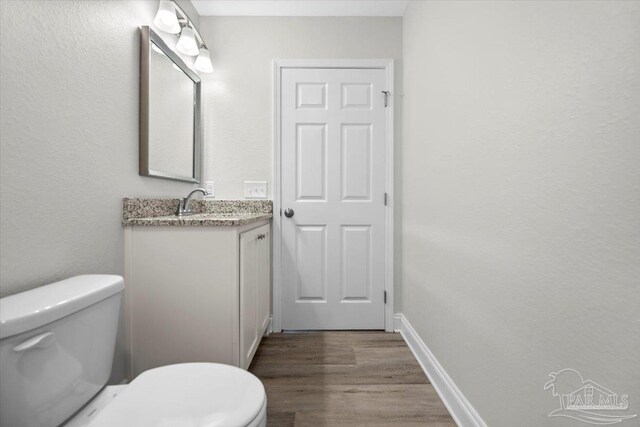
<box><xmin>249</xmin><ymin>331</ymin><xmax>456</xmax><ymax>426</ymax></box>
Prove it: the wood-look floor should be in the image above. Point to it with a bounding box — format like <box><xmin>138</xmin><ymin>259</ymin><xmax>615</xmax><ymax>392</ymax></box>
<box><xmin>248</xmin><ymin>331</ymin><xmax>456</xmax><ymax>426</ymax></box>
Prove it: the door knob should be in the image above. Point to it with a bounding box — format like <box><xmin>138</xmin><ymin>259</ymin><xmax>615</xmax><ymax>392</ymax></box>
<box><xmin>284</xmin><ymin>208</ymin><xmax>294</xmax><ymax>218</ymax></box>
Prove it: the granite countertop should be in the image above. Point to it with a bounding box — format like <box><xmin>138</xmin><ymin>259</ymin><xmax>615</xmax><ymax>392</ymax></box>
<box><xmin>123</xmin><ymin>212</ymin><xmax>272</xmax><ymax>227</ymax></box>
<box><xmin>122</xmin><ymin>198</ymin><xmax>273</xmax><ymax>227</ymax></box>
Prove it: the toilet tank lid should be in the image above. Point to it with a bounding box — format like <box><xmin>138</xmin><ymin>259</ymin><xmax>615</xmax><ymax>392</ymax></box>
<box><xmin>0</xmin><ymin>275</ymin><xmax>124</xmax><ymax>339</ymax></box>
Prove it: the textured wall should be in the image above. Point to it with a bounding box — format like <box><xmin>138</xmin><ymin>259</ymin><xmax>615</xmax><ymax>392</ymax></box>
<box><xmin>0</xmin><ymin>0</ymin><xmax>200</xmax><ymax>382</ymax></box>
<box><xmin>401</xmin><ymin>1</ymin><xmax>640</xmax><ymax>425</ymax></box>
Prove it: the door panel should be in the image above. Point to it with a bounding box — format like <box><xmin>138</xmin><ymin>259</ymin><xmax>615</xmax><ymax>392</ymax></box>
<box><xmin>341</xmin><ymin>124</ymin><xmax>372</xmax><ymax>200</ymax></box>
<box><xmin>341</xmin><ymin>225</ymin><xmax>372</xmax><ymax>301</ymax></box>
<box><xmin>281</xmin><ymin>68</ymin><xmax>387</xmax><ymax>330</ymax></box>
<box><xmin>296</xmin><ymin>124</ymin><xmax>327</xmax><ymax>200</ymax></box>
<box><xmin>297</xmin><ymin>82</ymin><xmax>327</xmax><ymax>109</ymax></box>
<box><xmin>341</xmin><ymin>83</ymin><xmax>372</xmax><ymax>109</ymax></box>
<box><xmin>295</xmin><ymin>225</ymin><xmax>327</xmax><ymax>302</ymax></box>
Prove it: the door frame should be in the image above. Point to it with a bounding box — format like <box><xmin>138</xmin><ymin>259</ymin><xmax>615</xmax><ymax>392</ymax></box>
<box><xmin>272</xmin><ymin>59</ymin><xmax>395</xmax><ymax>332</ymax></box>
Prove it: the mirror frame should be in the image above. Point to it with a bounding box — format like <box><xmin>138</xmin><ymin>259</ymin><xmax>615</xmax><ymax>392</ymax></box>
<box><xmin>139</xmin><ymin>26</ymin><xmax>201</xmax><ymax>183</ymax></box>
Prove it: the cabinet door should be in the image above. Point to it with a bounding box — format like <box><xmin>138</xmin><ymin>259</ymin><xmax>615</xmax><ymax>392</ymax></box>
<box><xmin>240</xmin><ymin>227</ymin><xmax>260</xmax><ymax>370</ymax></box>
<box><xmin>240</xmin><ymin>224</ymin><xmax>271</xmax><ymax>369</ymax></box>
<box><xmin>126</xmin><ymin>227</ymin><xmax>239</xmax><ymax>377</ymax></box>
<box><xmin>257</xmin><ymin>226</ymin><xmax>271</xmax><ymax>336</ymax></box>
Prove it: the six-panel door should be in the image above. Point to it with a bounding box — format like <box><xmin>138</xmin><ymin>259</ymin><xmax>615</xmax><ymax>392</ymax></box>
<box><xmin>281</xmin><ymin>68</ymin><xmax>387</xmax><ymax>330</ymax></box>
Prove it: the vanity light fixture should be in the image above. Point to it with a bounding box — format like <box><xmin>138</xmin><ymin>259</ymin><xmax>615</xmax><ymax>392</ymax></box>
<box><xmin>153</xmin><ymin>0</ymin><xmax>180</xmax><ymax>34</ymax></box>
<box><xmin>176</xmin><ymin>26</ymin><xmax>200</xmax><ymax>56</ymax></box>
<box><xmin>195</xmin><ymin>49</ymin><xmax>214</xmax><ymax>74</ymax></box>
<box><xmin>153</xmin><ymin>0</ymin><xmax>213</xmax><ymax>73</ymax></box>
<box><xmin>194</xmin><ymin>48</ymin><xmax>214</xmax><ymax>73</ymax></box>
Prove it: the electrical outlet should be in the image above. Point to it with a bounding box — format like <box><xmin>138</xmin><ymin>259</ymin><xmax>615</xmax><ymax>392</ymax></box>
<box><xmin>244</xmin><ymin>181</ymin><xmax>267</xmax><ymax>199</ymax></box>
<box><xmin>204</xmin><ymin>181</ymin><xmax>215</xmax><ymax>198</ymax></box>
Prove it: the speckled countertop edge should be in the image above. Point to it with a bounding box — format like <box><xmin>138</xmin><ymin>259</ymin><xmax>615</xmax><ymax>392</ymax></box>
<box><xmin>122</xmin><ymin>198</ymin><xmax>273</xmax><ymax>227</ymax></box>
<box><xmin>123</xmin><ymin>213</ymin><xmax>273</xmax><ymax>227</ymax></box>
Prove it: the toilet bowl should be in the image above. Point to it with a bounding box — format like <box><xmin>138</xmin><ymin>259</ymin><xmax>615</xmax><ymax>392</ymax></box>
<box><xmin>0</xmin><ymin>275</ymin><xmax>267</xmax><ymax>427</ymax></box>
<box><xmin>67</xmin><ymin>364</ymin><xmax>267</xmax><ymax>427</ymax></box>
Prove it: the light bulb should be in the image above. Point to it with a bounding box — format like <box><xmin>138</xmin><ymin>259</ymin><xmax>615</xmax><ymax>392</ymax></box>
<box><xmin>194</xmin><ymin>48</ymin><xmax>213</xmax><ymax>73</ymax></box>
<box><xmin>176</xmin><ymin>26</ymin><xmax>199</xmax><ymax>56</ymax></box>
<box><xmin>153</xmin><ymin>0</ymin><xmax>180</xmax><ymax>34</ymax></box>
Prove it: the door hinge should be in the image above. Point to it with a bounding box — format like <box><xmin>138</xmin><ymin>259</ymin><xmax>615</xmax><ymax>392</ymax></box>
<box><xmin>384</xmin><ymin>291</ymin><xmax>387</xmax><ymax>304</ymax></box>
<box><xmin>384</xmin><ymin>193</ymin><xmax>388</xmax><ymax>206</ymax></box>
<box><xmin>382</xmin><ymin>90</ymin><xmax>390</xmax><ymax>107</ymax></box>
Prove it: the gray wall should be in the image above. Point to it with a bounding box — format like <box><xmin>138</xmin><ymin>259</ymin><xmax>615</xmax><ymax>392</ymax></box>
<box><xmin>0</xmin><ymin>0</ymin><xmax>200</xmax><ymax>382</ymax></box>
<box><xmin>401</xmin><ymin>1</ymin><xmax>640</xmax><ymax>425</ymax></box>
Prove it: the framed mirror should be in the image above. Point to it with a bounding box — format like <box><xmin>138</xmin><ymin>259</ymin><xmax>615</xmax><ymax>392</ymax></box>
<box><xmin>139</xmin><ymin>26</ymin><xmax>201</xmax><ymax>183</ymax></box>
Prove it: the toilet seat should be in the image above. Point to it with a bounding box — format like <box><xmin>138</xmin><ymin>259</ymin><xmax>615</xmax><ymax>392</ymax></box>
<box><xmin>87</xmin><ymin>363</ymin><xmax>266</xmax><ymax>427</ymax></box>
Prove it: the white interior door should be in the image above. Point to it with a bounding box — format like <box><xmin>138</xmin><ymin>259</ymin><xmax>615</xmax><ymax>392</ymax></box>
<box><xmin>281</xmin><ymin>67</ymin><xmax>387</xmax><ymax>330</ymax></box>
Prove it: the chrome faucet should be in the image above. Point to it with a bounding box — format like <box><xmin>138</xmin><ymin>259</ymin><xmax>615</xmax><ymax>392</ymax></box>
<box><xmin>176</xmin><ymin>188</ymin><xmax>209</xmax><ymax>216</ymax></box>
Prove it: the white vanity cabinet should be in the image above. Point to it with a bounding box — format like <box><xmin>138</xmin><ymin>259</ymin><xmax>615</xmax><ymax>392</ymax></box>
<box><xmin>123</xmin><ymin>221</ymin><xmax>271</xmax><ymax>378</ymax></box>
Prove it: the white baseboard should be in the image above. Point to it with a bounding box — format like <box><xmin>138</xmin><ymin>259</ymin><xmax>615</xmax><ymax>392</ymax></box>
<box><xmin>265</xmin><ymin>316</ymin><xmax>273</xmax><ymax>336</ymax></box>
<box><xmin>394</xmin><ymin>313</ymin><xmax>487</xmax><ymax>427</ymax></box>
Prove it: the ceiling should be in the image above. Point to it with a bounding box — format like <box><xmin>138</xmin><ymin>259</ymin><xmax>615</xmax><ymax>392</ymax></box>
<box><xmin>191</xmin><ymin>1</ymin><xmax>410</xmax><ymax>17</ymax></box>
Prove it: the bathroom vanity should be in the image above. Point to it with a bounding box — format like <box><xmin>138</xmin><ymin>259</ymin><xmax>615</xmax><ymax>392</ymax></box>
<box><xmin>122</xmin><ymin>198</ymin><xmax>272</xmax><ymax>378</ymax></box>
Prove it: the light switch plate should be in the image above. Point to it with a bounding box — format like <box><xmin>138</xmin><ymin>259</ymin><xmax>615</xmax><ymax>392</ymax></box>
<box><xmin>244</xmin><ymin>181</ymin><xmax>267</xmax><ymax>199</ymax></box>
<box><xmin>204</xmin><ymin>181</ymin><xmax>215</xmax><ymax>198</ymax></box>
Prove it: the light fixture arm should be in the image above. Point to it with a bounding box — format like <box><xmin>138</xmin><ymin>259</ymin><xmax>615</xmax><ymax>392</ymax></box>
<box><xmin>172</xmin><ymin>1</ymin><xmax>207</xmax><ymax>50</ymax></box>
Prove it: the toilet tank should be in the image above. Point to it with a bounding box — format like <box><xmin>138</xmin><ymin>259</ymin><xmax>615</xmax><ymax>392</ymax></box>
<box><xmin>0</xmin><ymin>275</ymin><xmax>124</xmax><ymax>427</ymax></box>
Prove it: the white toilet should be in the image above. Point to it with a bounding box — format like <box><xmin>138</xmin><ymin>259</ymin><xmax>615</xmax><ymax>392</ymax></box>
<box><xmin>0</xmin><ymin>275</ymin><xmax>267</xmax><ymax>427</ymax></box>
